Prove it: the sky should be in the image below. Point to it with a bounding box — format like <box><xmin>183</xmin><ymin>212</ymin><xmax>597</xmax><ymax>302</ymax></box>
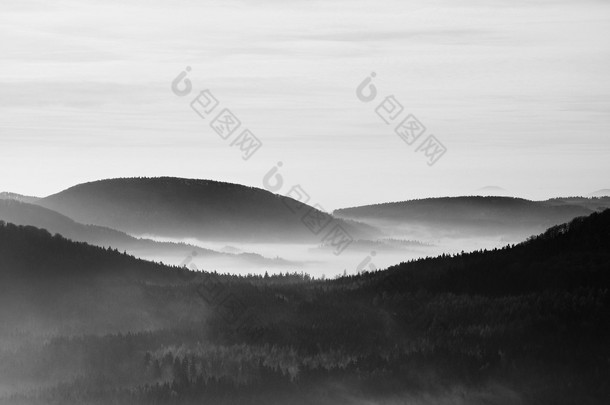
<box><xmin>1</xmin><ymin>0</ymin><xmax>609</xmax><ymax>210</ymax></box>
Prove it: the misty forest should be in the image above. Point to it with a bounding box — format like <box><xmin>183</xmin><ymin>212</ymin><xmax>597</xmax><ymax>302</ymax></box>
<box><xmin>2</xmin><ymin>0</ymin><xmax>610</xmax><ymax>403</ymax></box>
<box><xmin>0</xmin><ymin>179</ymin><xmax>609</xmax><ymax>405</ymax></box>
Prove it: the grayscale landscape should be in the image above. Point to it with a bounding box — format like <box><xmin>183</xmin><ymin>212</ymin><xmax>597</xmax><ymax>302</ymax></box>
<box><xmin>1</xmin><ymin>0</ymin><xmax>609</xmax><ymax>404</ymax></box>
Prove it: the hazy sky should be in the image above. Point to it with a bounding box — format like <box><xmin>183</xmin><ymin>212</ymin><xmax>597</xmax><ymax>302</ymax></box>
<box><xmin>1</xmin><ymin>0</ymin><xmax>609</xmax><ymax>209</ymax></box>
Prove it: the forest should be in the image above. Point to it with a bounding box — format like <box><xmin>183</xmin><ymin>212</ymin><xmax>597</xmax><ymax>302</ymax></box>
<box><xmin>0</xmin><ymin>210</ymin><xmax>609</xmax><ymax>404</ymax></box>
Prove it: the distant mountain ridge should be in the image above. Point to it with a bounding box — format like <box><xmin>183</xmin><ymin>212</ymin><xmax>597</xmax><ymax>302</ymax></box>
<box><xmin>36</xmin><ymin>177</ymin><xmax>377</xmax><ymax>242</ymax></box>
<box><xmin>0</xmin><ymin>199</ymin><xmax>291</xmax><ymax>268</ymax></box>
<box><xmin>335</xmin><ymin>195</ymin><xmax>607</xmax><ymax>221</ymax></box>
<box><xmin>334</xmin><ymin>195</ymin><xmax>610</xmax><ymax>239</ymax></box>
<box><xmin>0</xmin><ymin>191</ymin><xmax>39</xmax><ymax>204</ymax></box>
<box><xmin>589</xmin><ymin>189</ymin><xmax>610</xmax><ymax>197</ymax></box>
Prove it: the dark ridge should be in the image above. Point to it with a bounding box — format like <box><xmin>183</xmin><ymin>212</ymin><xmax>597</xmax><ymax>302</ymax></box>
<box><xmin>37</xmin><ymin>177</ymin><xmax>376</xmax><ymax>242</ymax></box>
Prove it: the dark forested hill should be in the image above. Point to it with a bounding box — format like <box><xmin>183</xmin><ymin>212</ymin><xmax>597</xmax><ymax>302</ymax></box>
<box><xmin>353</xmin><ymin>208</ymin><xmax>610</xmax><ymax>296</ymax></box>
<box><xmin>1</xmin><ymin>211</ymin><xmax>609</xmax><ymax>404</ymax></box>
<box><xmin>36</xmin><ymin>177</ymin><xmax>377</xmax><ymax>242</ymax></box>
<box><xmin>0</xmin><ymin>221</ymin><xmax>206</xmax><ymax>336</ymax></box>
<box><xmin>0</xmin><ymin>220</ymin><xmax>188</xmax><ymax>282</ymax></box>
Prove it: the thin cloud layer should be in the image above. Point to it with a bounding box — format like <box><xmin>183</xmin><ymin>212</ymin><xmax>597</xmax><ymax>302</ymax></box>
<box><xmin>1</xmin><ymin>0</ymin><xmax>609</xmax><ymax>204</ymax></box>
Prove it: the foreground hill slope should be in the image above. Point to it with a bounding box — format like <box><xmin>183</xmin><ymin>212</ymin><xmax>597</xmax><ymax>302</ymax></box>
<box><xmin>0</xmin><ymin>221</ymin><xmax>208</xmax><ymax>336</ymax></box>
<box><xmin>351</xmin><ymin>208</ymin><xmax>610</xmax><ymax>295</ymax></box>
<box><xmin>1</xmin><ymin>211</ymin><xmax>609</xmax><ymax>404</ymax></box>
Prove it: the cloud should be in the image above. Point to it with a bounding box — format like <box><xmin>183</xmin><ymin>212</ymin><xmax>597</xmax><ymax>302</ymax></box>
<box><xmin>0</xmin><ymin>0</ymin><xmax>609</xmax><ymax>204</ymax></box>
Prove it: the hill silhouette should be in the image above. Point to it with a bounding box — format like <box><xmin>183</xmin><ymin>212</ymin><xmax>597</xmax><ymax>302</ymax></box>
<box><xmin>37</xmin><ymin>177</ymin><xmax>377</xmax><ymax>243</ymax></box>
<box><xmin>334</xmin><ymin>195</ymin><xmax>610</xmax><ymax>239</ymax></box>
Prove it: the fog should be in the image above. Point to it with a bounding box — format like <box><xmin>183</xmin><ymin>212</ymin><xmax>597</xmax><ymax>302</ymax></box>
<box><xmin>138</xmin><ymin>233</ymin><xmax>516</xmax><ymax>278</ymax></box>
